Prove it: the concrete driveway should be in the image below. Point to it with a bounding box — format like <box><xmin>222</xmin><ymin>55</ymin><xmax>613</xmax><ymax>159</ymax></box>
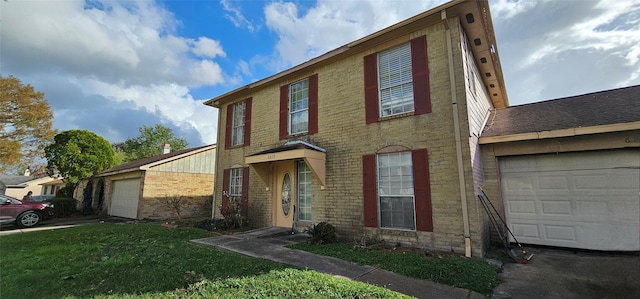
<box><xmin>491</xmin><ymin>246</ymin><xmax>640</xmax><ymax>299</ymax></box>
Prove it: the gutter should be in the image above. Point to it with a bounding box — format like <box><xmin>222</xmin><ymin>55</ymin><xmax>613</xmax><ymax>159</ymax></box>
<box><xmin>442</xmin><ymin>10</ymin><xmax>472</xmax><ymax>258</ymax></box>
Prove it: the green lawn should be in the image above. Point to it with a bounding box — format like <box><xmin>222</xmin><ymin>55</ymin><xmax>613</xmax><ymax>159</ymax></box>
<box><xmin>289</xmin><ymin>242</ymin><xmax>501</xmax><ymax>295</ymax></box>
<box><xmin>0</xmin><ymin>223</ymin><xmax>409</xmax><ymax>299</ymax></box>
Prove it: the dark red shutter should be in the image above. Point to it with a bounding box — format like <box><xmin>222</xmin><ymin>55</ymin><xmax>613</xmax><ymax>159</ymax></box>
<box><xmin>412</xmin><ymin>149</ymin><xmax>433</xmax><ymax>232</ymax></box>
<box><xmin>224</xmin><ymin>105</ymin><xmax>233</xmax><ymax>149</ymax></box>
<box><xmin>241</xmin><ymin>167</ymin><xmax>249</xmax><ymax>215</ymax></box>
<box><xmin>411</xmin><ymin>36</ymin><xmax>432</xmax><ymax>115</ymax></box>
<box><xmin>221</xmin><ymin>168</ymin><xmax>230</xmax><ymax>215</ymax></box>
<box><xmin>244</xmin><ymin>98</ymin><xmax>252</xmax><ymax>146</ymax></box>
<box><xmin>364</xmin><ymin>53</ymin><xmax>379</xmax><ymax>124</ymax></box>
<box><xmin>279</xmin><ymin>85</ymin><xmax>289</xmax><ymax>140</ymax></box>
<box><xmin>308</xmin><ymin>74</ymin><xmax>318</xmax><ymax>135</ymax></box>
<box><xmin>362</xmin><ymin>154</ymin><xmax>378</xmax><ymax>227</ymax></box>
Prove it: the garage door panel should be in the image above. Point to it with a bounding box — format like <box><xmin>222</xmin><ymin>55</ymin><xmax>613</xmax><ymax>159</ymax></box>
<box><xmin>110</xmin><ymin>179</ymin><xmax>140</xmax><ymax>219</ymax></box>
<box><xmin>500</xmin><ymin>149</ymin><xmax>640</xmax><ymax>251</ymax></box>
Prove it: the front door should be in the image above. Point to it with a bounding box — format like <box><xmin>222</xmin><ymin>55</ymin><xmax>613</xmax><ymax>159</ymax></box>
<box><xmin>274</xmin><ymin>161</ymin><xmax>295</xmax><ymax>228</ymax></box>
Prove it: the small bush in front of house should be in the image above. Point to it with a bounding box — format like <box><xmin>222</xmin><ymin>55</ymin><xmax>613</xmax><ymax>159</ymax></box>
<box><xmin>193</xmin><ymin>218</ymin><xmax>228</xmax><ymax>231</ymax></box>
<box><xmin>220</xmin><ymin>196</ymin><xmax>248</xmax><ymax>229</ymax></box>
<box><xmin>46</xmin><ymin>197</ymin><xmax>79</xmax><ymax>218</ymax></box>
<box><xmin>304</xmin><ymin>222</ymin><xmax>338</xmax><ymax>245</ymax></box>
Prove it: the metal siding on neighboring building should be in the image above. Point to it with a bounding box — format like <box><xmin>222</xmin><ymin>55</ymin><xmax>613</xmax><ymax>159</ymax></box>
<box><xmin>499</xmin><ymin>149</ymin><xmax>640</xmax><ymax>251</ymax></box>
<box><xmin>151</xmin><ymin>148</ymin><xmax>216</xmax><ymax>174</ymax></box>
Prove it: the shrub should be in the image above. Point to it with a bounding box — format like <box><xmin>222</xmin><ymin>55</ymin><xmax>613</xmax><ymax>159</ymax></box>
<box><xmin>220</xmin><ymin>196</ymin><xmax>248</xmax><ymax>229</ymax></box>
<box><xmin>46</xmin><ymin>197</ymin><xmax>79</xmax><ymax>218</ymax></box>
<box><xmin>161</xmin><ymin>194</ymin><xmax>184</xmax><ymax>219</ymax></box>
<box><xmin>304</xmin><ymin>222</ymin><xmax>337</xmax><ymax>244</ymax></box>
<box><xmin>193</xmin><ymin>218</ymin><xmax>228</xmax><ymax>231</ymax></box>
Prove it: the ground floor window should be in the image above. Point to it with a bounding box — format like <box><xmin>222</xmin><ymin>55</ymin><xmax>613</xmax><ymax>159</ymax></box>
<box><xmin>297</xmin><ymin>161</ymin><xmax>312</xmax><ymax>221</ymax></box>
<box><xmin>229</xmin><ymin>168</ymin><xmax>243</xmax><ymax>201</ymax></box>
<box><xmin>377</xmin><ymin>152</ymin><xmax>415</xmax><ymax>229</ymax></box>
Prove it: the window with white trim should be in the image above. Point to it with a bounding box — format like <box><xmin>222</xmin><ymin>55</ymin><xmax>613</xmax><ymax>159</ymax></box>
<box><xmin>231</xmin><ymin>101</ymin><xmax>245</xmax><ymax>146</ymax></box>
<box><xmin>289</xmin><ymin>79</ymin><xmax>309</xmax><ymax>134</ymax></box>
<box><xmin>229</xmin><ymin>168</ymin><xmax>243</xmax><ymax>201</ymax></box>
<box><xmin>377</xmin><ymin>151</ymin><xmax>415</xmax><ymax>229</ymax></box>
<box><xmin>297</xmin><ymin>161</ymin><xmax>312</xmax><ymax>221</ymax></box>
<box><xmin>378</xmin><ymin>43</ymin><xmax>414</xmax><ymax>117</ymax></box>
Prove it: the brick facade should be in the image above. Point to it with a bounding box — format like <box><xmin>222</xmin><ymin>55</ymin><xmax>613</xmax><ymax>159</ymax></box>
<box><xmin>209</xmin><ymin>1</ymin><xmax>507</xmax><ymax>257</ymax></box>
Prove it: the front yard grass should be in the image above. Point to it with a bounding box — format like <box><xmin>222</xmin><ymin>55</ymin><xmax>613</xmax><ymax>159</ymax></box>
<box><xmin>0</xmin><ymin>222</ymin><xmax>408</xmax><ymax>299</ymax></box>
<box><xmin>288</xmin><ymin>242</ymin><xmax>501</xmax><ymax>295</ymax></box>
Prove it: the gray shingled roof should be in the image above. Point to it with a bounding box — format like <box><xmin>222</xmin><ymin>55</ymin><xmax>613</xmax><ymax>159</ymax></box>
<box><xmin>481</xmin><ymin>85</ymin><xmax>640</xmax><ymax>137</ymax></box>
<box><xmin>0</xmin><ymin>175</ymin><xmax>38</xmax><ymax>186</ymax></box>
<box><xmin>100</xmin><ymin>144</ymin><xmax>213</xmax><ymax>175</ymax></box>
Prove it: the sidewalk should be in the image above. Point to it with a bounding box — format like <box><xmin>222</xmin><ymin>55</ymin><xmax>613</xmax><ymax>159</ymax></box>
<box><xmin>0</xmin><ymin>215</ymin><xmax>127</xmax><ymax>236</ymax></box>
<box><xmin>191</xmin><ymin>227</ymin><xmax>484</xmax><ymax>299</ymax></box>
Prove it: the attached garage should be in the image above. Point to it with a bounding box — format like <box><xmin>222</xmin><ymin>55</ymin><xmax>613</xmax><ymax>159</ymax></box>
<box><xmin>479</xmin><ymin>85</ymin><xmax>640</xmax><ymax>252</ymax></box>
<box><xmin>499</xmin><ymin>149</ymin><xmax>640</xmax><ymax>251</ymax></box>
<box><xmin>87</xmin><ymin>145</ymin><xmax>216</xmax><ymax>220</ymax></box>
<box><xmin>109</xmin><ymin>179</ymin><xmax>141</xmax><ymax>219</ymax></box>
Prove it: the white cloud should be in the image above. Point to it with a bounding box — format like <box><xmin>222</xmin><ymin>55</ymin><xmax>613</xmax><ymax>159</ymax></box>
<box><xmin>191</xmin><ymin>37</ymin><xmax>226</xmax><ymax>58</ymax></box>
<box><xmin>0</xmin><ymin>0</ymin><xmax>223</xmax><ymax>145</ymax></box>
<box><xmin>491</xmin><ymin>0</ymin><xmax>640</xmax><ymax>104</ymax></box>
<box><xmin>263</xmin><ymin>0</ymin><xmax>445</xmax><ymax>69</ymax></box>
<box><xmin>221</xmin><ymin>0</ymin><xmax>258</xmax><ymax>32</ymax></box>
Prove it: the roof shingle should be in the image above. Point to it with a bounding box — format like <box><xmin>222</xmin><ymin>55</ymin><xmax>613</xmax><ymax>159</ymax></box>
<box><xmin>481</xmin><ymin>85</ymin><xmax>640</xmax><ymax>137</ymax></box>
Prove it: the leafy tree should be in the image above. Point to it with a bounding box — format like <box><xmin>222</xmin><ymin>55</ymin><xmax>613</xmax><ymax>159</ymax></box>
<box><xmin>114</xmin><ymin>124</ymin><xmax>188</xmax><ymax>163</ymax></box>
<box><xmin>44</xmin><ymin>130</ymin><xmax>115</xmax><ymax>185</ymax></box>
<box><xmin>0</xmin><ymin>75</ymin><xmax>57</xmax><ymax>173</ymax></box>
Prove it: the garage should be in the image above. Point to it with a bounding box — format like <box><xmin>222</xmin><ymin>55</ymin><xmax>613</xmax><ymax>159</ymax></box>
<box><xmin>499</xmin><ymin>149</ymin><xmax>640</xmax><ymax>251</ymax></box>
<box><xmin>109</xmin><ymin>179</ymin><xmax>141</xmax><ymax>219</ymax></box>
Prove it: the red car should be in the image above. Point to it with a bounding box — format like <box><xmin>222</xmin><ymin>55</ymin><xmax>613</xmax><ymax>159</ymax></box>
<box><xmin>0</xmin><ymin>194</ymin><xmax>55</xmax><ymax>228</ymax></box>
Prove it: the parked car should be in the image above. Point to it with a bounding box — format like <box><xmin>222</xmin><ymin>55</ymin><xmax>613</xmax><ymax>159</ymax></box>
<box><xmin>29</xmin><ymin>194</ymin><xmax>56</xmax><ymax>202</ymax></box>
<box><xmin>0</xmin><ymin>194</ymin><xmax>55</xmax><ymax>228</ymax></box>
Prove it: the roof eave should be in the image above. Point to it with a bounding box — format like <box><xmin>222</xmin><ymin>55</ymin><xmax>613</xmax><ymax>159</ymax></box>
<box><xmin>204</xmin><ymin>0</ymin><xmax>507</xmax><ymax>109</ymax></box>
<box><xmin>479</xmin><ymin>121</ymin><xmax>640</xmax><ymax>144</ymax></box>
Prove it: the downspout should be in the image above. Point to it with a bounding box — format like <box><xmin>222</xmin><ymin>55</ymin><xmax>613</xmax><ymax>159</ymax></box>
<box><xmin>211</xmin><ymin>109</ymin><xmax>223</xmax><ymax>220</ymax></box>
<box><xmin>442</xmin><ymin>10</ymin><xmax>472</xmax><ymax>258</ymax></box>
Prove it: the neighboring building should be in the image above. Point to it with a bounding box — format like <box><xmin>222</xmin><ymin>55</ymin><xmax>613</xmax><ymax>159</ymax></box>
<box><xmin>78</xmin><ymin>144</ymin><xmax>216</xmax><ymax>219</ymax></box>
<box><xmin>205</xmin><ymin>0</ymin><xmax>507</xmax><ymax>256</ymax></box>
<box><xmin>480</xmin><ymin>85</ymin><xmax>640</xmax><ymax>251</ymax></box>
<box><xmin>0</xmin><ymin>174</ymin><xmax>59</xmax><ymax>199</ymax></box>
<box><xmin>40</xmin><ymin>179</ymin><xmax>65</xmax><ymax>196</ymax></box>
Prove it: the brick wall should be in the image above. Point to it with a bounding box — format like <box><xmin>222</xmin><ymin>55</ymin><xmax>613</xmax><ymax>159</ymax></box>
<box><xmin>214</xmin><ymin>18</ymin><xmax>491</xmax><ymax>254</ymax></box>
<box><xmin>139</xmin><ymin>171</ymin><xmax>214</xmax><ymax>219</ymax></box>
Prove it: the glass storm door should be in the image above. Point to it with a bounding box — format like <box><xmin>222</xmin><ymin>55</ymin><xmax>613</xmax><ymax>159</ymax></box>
<box><xmin>274</xmin><ymin>162</ymin><xmax>295</xmax><ymax>227</ymax></box>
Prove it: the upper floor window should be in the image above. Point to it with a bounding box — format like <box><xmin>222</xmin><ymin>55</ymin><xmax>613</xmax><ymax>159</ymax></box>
<box><xmin>280</xmin><ymin>74</ymin><xmax>318</xmax><ymax>139</ymax></box>
<box><xmin>231</xmin><ymin>101</ymin><xmax>245</xmax><ymax>146</ymax></box>
<box><xmin>225</xmin><ymin>98</ymin><xmax>252</xmax><ymax>149</ymax></box>
<box><xmin>289</xmin><ymin>79</ymin><xmax>309</xmax><ymax>135</ymax></box>
<box><xmin>364</xmin><ymin>36</ymin><xmax>431</xmax><ymax>124</ymax></box>
<box><xmin>378</xmin><ymin>43</ymin><xmax>414</xmax><ymax>117</ymax></box>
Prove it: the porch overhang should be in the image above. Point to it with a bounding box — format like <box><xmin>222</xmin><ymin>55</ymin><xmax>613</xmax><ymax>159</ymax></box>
<box><xmin>245</xmin><ymin>141</ymin><xmax>326</xmax><ymax>190</ymax></box>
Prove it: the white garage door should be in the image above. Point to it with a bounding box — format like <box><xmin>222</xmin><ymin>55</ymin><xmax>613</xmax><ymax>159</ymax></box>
<box><xmin>500</xmin><ymin>149</ymin><xmax>640</xmax><ymax>251</ymax></box>
<box><xmin>110</xmin><ymin>179</ymin><xmax>141</xmax><ymax>219</ymax></box>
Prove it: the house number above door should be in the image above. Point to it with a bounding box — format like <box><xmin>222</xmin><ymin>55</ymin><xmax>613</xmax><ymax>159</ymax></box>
<box><xmin>282</xmin><ymin>173</ymin><xmax>291</xmax><ymax>216</ymax></box>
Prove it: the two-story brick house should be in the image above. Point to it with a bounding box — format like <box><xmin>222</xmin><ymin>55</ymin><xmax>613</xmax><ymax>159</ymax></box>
<box><xmin>205</xmin><ymin>0</ymin><xmax>508</xmax><ymax>256</ymax></box>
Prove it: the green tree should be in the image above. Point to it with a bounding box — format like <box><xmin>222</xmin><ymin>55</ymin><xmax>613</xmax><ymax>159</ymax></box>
<box><xmin>44</xmin><ymin>130</ymin><xmax>115</xmax><ymax>185</ymax></box>
<box><xmin>114</xmin><ymin>124</ymin><xmax>188</xmax><ymax>163</ymax></box>
<box><xmin>0</xmin><ymin>75</ymin><xmax>57</xmax><ymax>173</ymax></box>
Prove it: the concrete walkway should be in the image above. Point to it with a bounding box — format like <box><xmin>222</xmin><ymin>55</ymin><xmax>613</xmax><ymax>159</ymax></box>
<box><xmin>191</xmin><ymin>227</ymin><xmax>484</xmax><ymax>299</ymax></box>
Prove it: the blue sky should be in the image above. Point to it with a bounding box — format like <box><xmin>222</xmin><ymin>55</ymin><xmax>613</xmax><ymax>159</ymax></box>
<box><xmin>2</xmin><ymin>0</ymin><xmax>639</xmax><ymax>147</ymax></box>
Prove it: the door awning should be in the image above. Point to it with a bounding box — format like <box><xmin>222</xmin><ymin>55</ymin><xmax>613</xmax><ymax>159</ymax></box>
<box><xmin>245</xmin><ymin>141</ymin><xmax>326</xmax><ymax>190</ymax></box>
